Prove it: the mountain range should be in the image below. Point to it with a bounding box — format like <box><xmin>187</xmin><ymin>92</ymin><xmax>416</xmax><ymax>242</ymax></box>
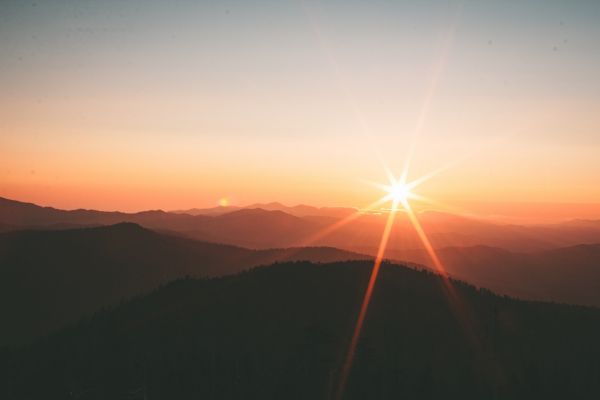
<box><xmin>0</xmin><ymin>223</ymin><xmax>368</xmax><ymax>346</ymax></box>
<box><xmin>392</xmin><ymin>244</ymin><xmax>600</xmax><ymax>307</ymax></box>
<box><xmin>2</xmin><ymin>220</ymin><xmax>600</xmax><ymax>348</ymax></box>
<box><xmin>2</xmin><ymin>196</ymin><xmax>600</xmax><ymax>398</ymax></box>
<box><xmin>172</xmin><ymin>201</ymin><xmax>357</xmax><ymax>218</ymax></box>
<box><xmin>2</xmin><ymin>261</ymin><xmax>599</xmax><ymax>399</ymax></box>
<box><xmin>2</xmin><ymin>196</ymin><xmax>600</xmax><ymax>253</ymax></box>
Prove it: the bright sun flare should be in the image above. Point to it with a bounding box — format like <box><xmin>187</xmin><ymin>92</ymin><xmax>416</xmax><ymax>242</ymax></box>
<box><xmin>387</xmin><ymin>181</ymin><xmax>412</xmax><ymax>205</ymax></box>
<box><xmin>375</xmin><ymin>171</ymin><xmax>420</xmax><ymax>210</ymax></box>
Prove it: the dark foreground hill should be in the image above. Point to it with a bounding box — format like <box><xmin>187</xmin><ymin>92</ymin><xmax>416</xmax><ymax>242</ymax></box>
<box><xmin>0</xmin><ymin>224</ymin><xmax>369</xmax><ymax>346</ymax></box>
<box><xmin>2</xmin><ymin>261</ymin><xmax>599</xmax><ymax>400</ymax></box>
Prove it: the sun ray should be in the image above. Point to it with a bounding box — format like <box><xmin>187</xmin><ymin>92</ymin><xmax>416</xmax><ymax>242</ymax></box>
<box><xmin>402</xmin><ymin>200</ymin><xmax>482</xmax><ymax>345</ymax></box>
<box><xmin>365</xmin><ymin>180</ymin><xmax>395</xmax><ymax>194</ymax></box>
<box><xmin>304</xmin><ymin>8</ymin><xmax>478</xmax><ymax>399</ymax></box>
<box><xmin>335</xmin><ymin>159</ymin><xmax>484</xmax><ymax>400</ymax></box>
<box><xmin>383</xmin><ymin>165</ymin><xmax>397</xmax><ymax>187</ymax></box>
<box><xmin>408</xmin><ymin>193</ymin><xmax>479</xmax><ymax>219</ymax></box>
<box><xmin>402</xmin><ymin>201</ymin><xmax>446</xmax><ymax>276</ymax></box>
<box><xmin>406</xmin><ymin>160</ymin><xmax>458</xmax><ymax>191</ymax></box>
<box><xmin>290</xmin><ymin>197</ymin><xmax>389</xmax><ymax>251</ymax></box>
<box><xmin>335</xmin><ymin>200</ymin><xmax>399</xmax><ymax>400</ymax></box>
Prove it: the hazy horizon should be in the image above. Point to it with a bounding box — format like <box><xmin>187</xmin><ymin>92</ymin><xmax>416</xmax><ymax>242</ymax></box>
<box><xmin>2</xmin><ymin>0</ymin><xmax>600</xmax><ymax>216</ymax></box>
<box><xmin>5</xmin><ymin>193</ymin><xmax>600</xmax><ymax>225</ymax></box>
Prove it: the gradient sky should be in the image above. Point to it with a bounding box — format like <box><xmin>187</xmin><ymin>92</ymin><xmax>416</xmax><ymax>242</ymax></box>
<box><xmin>1</xmin><ymin>0</ymin><xmax>600</xmax><ymax>218</ymax></box>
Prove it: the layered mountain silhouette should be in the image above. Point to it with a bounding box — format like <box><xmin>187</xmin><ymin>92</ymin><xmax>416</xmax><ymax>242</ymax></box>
<box><xmin>2</xmin><ymin>261</ymin><xmax>599</xmax><ymax>399</ymax></box>
<box><xmin>2</xmin><ymin>196</ymin><xmax>600</xmax><ymax>253</ymax></box>
<box><xmin>0</xmin><ymin>223</ymin><xmax>369</xmax><ymax>346</ymax></box>
<box><xmin>389</xmin><ymin>244</ymin><xmax>600</xmax><ymax>307</ymax></box>
<box><xmin>3</xmin><ymin>196</ymin><xmax>600</xmax><ymax>399</ymax></box>
<box><xmin>2</xmin><ymin>220</ymin><xmax>599</xmax><ymax>349</ymax></box>
<box><xmin>173</xmin><ymin>201</ymin><xmax>356</xmax><ymax>218</ymax></box>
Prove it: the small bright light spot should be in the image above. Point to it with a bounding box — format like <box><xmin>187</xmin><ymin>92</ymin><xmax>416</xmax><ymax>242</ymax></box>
<box><xmin>218</xmin><ymin>197</ymin><xmax>229</xmax><ymax>207</ymax></box>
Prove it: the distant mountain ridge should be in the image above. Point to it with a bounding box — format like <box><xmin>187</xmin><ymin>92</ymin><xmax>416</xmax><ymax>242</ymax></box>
<box><xmin>2</xmin><ymin>220</ymin><xmax>599</xmax><ymax>349</ymax></box>
<box><xmin>391</xmin><ymin>243</ymin><xmax>600</xmax><ymax>307</ymax></box>
<box><xmin>0</xmin><ymin>223</ymin><xmax>370</xmax><ymax>346</ymax></box>
<box><xmin>2</xmin><ymin>196</ymin><xmax>600</xmax><ymax>253</ymax></box>
<box><xmin>172</xmin><ymin>201</ymin><xmax>357</xmax><ymax>218</ymax></box>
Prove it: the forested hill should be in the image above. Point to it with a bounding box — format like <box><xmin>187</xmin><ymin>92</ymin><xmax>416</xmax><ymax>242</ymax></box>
<box><xmin>2</xmin><ymin>260</ymin><xmax>600</xmax><ymax>399</ymax></box>
<box><xmin>0</xmin><ymin>223</ymin><xmax>369</xmax><ymax>346</ymax></box>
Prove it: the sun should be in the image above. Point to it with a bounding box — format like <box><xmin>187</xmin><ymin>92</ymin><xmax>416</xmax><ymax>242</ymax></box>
<box><xmin>386</xmin><ymin>180</ymin><xmax>412</xmax><ymax>205</ymax></box>
<box><xmin>375</xmin><ymin>171</ymin><xmax>419</xmax><ymax>210</ymax></box>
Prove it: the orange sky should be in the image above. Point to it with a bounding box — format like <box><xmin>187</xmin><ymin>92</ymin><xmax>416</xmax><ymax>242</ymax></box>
<box><xmin>1</xmin><ymin>1</ymin><xmax>600</xmax><ymax>221</ymax></box>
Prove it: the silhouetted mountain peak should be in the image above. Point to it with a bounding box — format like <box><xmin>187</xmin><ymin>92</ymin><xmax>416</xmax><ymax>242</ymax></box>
<box><xmin>541</xmin><ymin>242</ymin><xmax>600</xmax><ymax>256</ymax></box>
<box><xmin>97</xmin><ymin>221</ymin><xmax>149</xmax><ymax>232</ymax></box>
<box><xmin>133</xmin><ymin>209</ymin><xmax>167</xmax><ymax>216</ymax></box>
<box><xmin>257</xmin><ymin>201</ymin><xmax>287</xmax><ymax>208</ymax></box>
<box><xmin>220</xmin><ymin>208</ymin><xmax>301</xmax><ymax>220</ymax></box>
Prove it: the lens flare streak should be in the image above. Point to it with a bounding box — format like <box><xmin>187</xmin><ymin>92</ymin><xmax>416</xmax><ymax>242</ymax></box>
<box><xmin>334</xmin><ymin>201</ymin><xmax>399</xmax><ymax>400</ymax></box>
<box><xmin>403</xmin><ymin>200</ymin><xmax>482</xmax><ymax>346</ymax></box>
<box><xmin>335</xmin><ymin>167</ymin><xmax>482</xmax><ymax>400</ymax></box>
<box><xmin>294</xmin><ymin>197</ymin><xmax>390</xmax><ymax>248</ymax></box>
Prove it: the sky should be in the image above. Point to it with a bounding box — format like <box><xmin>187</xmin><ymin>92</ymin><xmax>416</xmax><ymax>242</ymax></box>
<box><xmin>1</xmin><ymin>0</ymin><xmax>600</xmax><ymax>219</ymax></box>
